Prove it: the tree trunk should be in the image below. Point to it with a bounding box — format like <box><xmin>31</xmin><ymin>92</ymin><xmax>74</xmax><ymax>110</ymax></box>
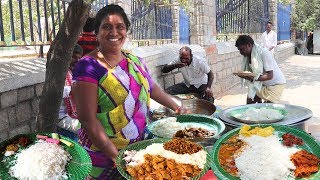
<box><xmin>36</xmin><ymin>0</ymin><xmax>92</xmax><ymax>132</ymax></box>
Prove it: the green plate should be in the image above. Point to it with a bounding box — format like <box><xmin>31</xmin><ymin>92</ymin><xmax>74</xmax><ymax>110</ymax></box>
<box><xmin>0</xmin><ymin>133</ymin><xmax>92</xmax><ymax>179</ymax></box>
<box><xmin>210</xmin><ymin>124</ymin><xmax>320</xmax><ymax>180</ymax></box>
<box><xmin>116</xmin><ymin>138</ymin><xmax>211</xmax><ymax>180</ymax></box>
<box><xmin>228</xmin><ymin>107</ymin><xmax>288</xmax><ymax>124</ymax></box>
<box><xmin>147</xmin><ymin>114</ymin><xmax>226</xmax><ymax>139</ymax></box>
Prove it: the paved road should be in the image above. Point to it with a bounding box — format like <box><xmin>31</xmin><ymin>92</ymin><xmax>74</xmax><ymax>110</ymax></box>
<box><xmin>215</xmin><ymin>54</ymin><xmax>320</xmax><ymax>140</ymax></box>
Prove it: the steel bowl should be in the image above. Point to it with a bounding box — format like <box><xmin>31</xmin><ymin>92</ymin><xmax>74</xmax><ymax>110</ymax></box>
<box><xmin>151</xmin><ymin>98</ymin><xmax>216</xmax><ymax>120</ymax></box>
<box><xmin>178</xmin><ymin>99</ymin><xmax>216</xmax><ymax>116</ymax></box>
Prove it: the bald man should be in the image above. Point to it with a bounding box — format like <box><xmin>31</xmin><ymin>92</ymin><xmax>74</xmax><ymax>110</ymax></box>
<box><xmin>162</xmin><ymin>46</ymin><xmax>214</xmax><ymax>102</ymax></box>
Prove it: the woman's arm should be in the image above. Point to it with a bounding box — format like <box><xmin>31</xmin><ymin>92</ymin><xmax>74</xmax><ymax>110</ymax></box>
<box><xmin>150</xmin><ymin>84</ymin><xmax>180</xmax><ymax>111</ymax></box>
<box><xmin>72</xmin><ymin>81</ymin><xmax>118</xmax><ymax>162</ymax></box>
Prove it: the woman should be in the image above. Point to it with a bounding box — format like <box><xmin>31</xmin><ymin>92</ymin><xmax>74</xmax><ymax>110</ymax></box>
<box><xmin>72</xmin><ymin>4</ymin><xmax>182</xmax><ymax>179</ymax></box>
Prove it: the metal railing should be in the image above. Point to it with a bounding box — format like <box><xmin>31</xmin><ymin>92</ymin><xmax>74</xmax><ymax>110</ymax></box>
<box><xmin>130</xmin><ymin>0</ymin><xmax>173</xmax><ymax>46</ymax></box>
<box><xmin>0</xmin><ymin>0</ymin><xmax>106</xmax><ymax>47</ymax></box>
<box><xmin>216</xmin><ymin>33</ymin><xmax>262</xmax><ymax>42</ymax></box>
<box><xmin>216</xmin><ymin>0</ymin><xmax>269</xmax><ymax>41</ymax></box>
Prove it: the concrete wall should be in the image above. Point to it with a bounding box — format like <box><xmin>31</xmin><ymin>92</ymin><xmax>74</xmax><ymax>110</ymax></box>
<box><xmin>0</xmin><ymin>43</ymin><xmax>294</xmax><ymax>142</ymax></box>
<box><xmin>0</xmin><ymin>59</ymin><xmax>46</xmax><ymax>142</ymax></box>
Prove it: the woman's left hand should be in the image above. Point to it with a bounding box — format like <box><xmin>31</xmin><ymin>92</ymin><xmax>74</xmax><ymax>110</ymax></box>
<box><xmin>175</xmin><ymin>106</ymin><xmax>191</xmax><ymax>115</ymax></box>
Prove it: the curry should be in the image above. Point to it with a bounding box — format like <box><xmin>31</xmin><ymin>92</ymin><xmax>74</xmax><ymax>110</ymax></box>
<box><xmin>218</xmin><ymin>135</ymin><xmax>245</xmax><ymax>176</ymax></box>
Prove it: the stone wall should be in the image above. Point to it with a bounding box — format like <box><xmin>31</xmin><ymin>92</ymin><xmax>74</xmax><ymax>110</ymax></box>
<box><xmin>0</xmin><ymin>59</ymin><xmax>46</xmax><ymax>142</ymax></box>
<box><xmin>0</xmin><ymin>83</ymin><xmax>43</xmax><ymax>142</ymax></box>
<box><xmin>0</xmin><ymin>42</ymin><xmax>294</xmax><ymax>142</ymax></box>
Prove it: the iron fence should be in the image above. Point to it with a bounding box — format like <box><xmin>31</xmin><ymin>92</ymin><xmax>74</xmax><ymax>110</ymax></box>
<box><xmin>0</xmin><ymin>0</ymin><xmax>106</xmax><ymax>47</ymax></box>
<box><xmin>216</xmin><ymin>0</ymin><xmax>269</xmax><ymax>42</ymax></box>
<box><xmin>130</xmin><ymin>0</ymin><xmax>173</xmax><ymax>45</ymax></box>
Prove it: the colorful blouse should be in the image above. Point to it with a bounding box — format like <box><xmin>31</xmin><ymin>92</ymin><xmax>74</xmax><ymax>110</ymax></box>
<box><xmin>73</xmin><ymin>53</ymin><xmax>153</xmax><ymax>150</ymax></box>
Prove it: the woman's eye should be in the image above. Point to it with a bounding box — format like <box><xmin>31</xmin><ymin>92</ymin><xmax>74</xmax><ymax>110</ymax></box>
<box><xmin>117</xmin><ymin>25</ymin><xmax>126</xmax><ymax>30</ymax></box>
<box><xmin>102</xmin><ymin>24</ymin><xmax>126</xmax><ymax>31</ymax></box>
<box><xmin>102</xmin><ymin>25</ymin><xmax>112</xmax><ymax>30</ymax></box>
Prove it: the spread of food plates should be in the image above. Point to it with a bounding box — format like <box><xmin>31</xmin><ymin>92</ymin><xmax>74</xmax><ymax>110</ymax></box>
<box><xmin>211</xmin><ymin>124</ymin><xmax>320</xmax><ymax>180</ymax></box>
<box><xmin>0</xmin><ymin>133</ymin><xmax>91</xmax><ymax>180</ymax></box>
<box><xmin>116</xmin><ymin>138</ymin><xmax>211</xmax><ymax>180</ymax></box>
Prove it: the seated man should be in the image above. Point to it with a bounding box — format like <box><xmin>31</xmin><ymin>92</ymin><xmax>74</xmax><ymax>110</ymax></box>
<box><xmin>57</xmin><ymin>44</ymin><xmax>83</xmax><ymax>138</ymax></box>
<box><xmin>235</xmin><ymin>35</ymin><xmax>286</xmax><ymax>104</ymax></box>
<box><xmin>161</xmin><ymin>46</ymin><xmax>214</xmax><ymax>102</ymax></box>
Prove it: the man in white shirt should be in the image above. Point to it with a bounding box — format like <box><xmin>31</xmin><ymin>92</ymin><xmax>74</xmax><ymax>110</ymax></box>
<box><xmin>235</xmin><ymin>35</ymin><xmax>286</xmax><ymax>104</ymax></box>
<box><xmin>162</xmin><ymin>46</ymin><xmax>214</xmax><ymax>102</ymax></box>
<box><xmin>261</xmin><ymin>21</ymin><xmax>277</xmax><ymax>55</ymax></box>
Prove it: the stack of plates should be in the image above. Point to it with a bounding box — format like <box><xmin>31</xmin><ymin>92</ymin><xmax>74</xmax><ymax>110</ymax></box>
<box><xmin>219</xmin><ymin>103</ymin><xmax>313</xmax><ymax>127</ymax></box>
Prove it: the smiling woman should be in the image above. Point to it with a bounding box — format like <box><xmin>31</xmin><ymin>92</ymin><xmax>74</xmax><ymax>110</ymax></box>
<box><xmin>71</xmin><ymin>4</ymin><xmax>183</xmax><ymax>180</ymax></box>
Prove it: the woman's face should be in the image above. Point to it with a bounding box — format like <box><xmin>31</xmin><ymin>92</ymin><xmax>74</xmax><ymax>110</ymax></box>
<box><xmin>97</xmin><ymin>14</ymin><xmax>127</xmax><ymax>52</ymax></box>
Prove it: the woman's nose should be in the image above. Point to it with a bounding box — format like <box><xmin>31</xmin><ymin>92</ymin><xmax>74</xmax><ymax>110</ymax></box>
<box><xmin>109</xmin><ymin>27</ymin><xmax>118</xmax><ymax>34</ymax></box>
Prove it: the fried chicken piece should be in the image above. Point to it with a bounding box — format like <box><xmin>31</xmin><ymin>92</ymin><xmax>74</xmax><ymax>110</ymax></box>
<box><xmin>294</xmin><ymin>165</ymin><xmax>319</xmax><ymax>178</ymax></box>
<box><xmin>291</xmin><ymin>150</ymin><xmax>320</xmax><ymax>166</ymax></box>
<box><xmin>291</xmin><ymin>150</ymin><xmax>320</xmax><ymax>178</ymax></box>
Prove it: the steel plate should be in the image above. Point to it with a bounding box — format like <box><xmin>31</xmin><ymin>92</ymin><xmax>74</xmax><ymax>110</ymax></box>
<box><xmin>219</xmin><ymin>103</ymin><xmax>313</xmax><ymax>127</ymax></box>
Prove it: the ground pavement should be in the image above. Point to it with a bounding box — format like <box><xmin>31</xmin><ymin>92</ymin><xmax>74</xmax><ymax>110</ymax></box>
<box><xmin>214</xmin><ymin>54</ymin><xmax>320</xmax><ymax>140</ymax></box>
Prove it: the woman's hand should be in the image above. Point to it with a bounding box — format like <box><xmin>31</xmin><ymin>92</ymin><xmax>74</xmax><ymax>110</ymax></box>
<box><xmin>175</xmin><ymin>106</ymin><xmax>192</xmax><ymax>115</ymax></box>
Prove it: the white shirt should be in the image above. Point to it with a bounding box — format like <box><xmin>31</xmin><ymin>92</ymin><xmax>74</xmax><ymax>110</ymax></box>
<box><xmin>261</xmin><ymin>30</ymin><xmax>277</xmax><ymax>52</ymax></box>
<box><xmin>260</xmin><ymin>48</ymin><xmax>286</xmax><ymax>86</ymax></box>
<box><xmin>169</xmin><ymin>56</ymin><xmax>211</xmax><ymax>88</ymax></box>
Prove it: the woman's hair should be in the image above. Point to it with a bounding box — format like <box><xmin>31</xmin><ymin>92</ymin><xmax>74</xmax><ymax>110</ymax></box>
<box><xmin>95</xmin><ymin>4</ymin><xmax>131</xmax><ymax>34</ymax></box>
<box><xmin>235</xmin><ymin>35</ymin><xmax>254</xmax><ymax>47</ymax></box>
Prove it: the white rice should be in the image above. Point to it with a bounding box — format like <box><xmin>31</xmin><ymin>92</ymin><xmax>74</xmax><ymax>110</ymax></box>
<box><xmin>9</xmin><ymin>141</ymin><xmax>71</xmax><ymax>180</ymax></box>
<box><xmin>240</xmin><ymin>107</ymin><xmax>284</xmax><ymax>121</ymax></box>
<box><xmin>125</xmin><ymin>143</ymin><xmax>207</xmax><ymax>169</ymax></box>
<box><xmin>151</xmin><ymin>117</ymin><xmax>197</xmax><ymax>138</ymax></box>
<box><xmin>235</xmin><ymin>134</ymin><xmax>299</xmax><ymax>180</ymax></box>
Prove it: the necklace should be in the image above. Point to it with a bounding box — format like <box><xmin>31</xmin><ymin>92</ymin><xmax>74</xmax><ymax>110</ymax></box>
<box><xmin>97</xmin><ymin>47</ymin><xmax>115</xmax><ymax>68</ymax></box>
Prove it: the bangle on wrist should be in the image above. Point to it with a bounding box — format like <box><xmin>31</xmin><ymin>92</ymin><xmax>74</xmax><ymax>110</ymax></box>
<box><xmin>175</xmin><ymin>106</ymin><xmax>182</xmax><ymax>113</ymax></box>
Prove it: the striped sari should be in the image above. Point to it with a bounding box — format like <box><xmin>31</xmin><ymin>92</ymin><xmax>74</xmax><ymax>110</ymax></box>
<box><xmin>73</xmin><ymin>52</ymin><xmax>153</xmax><ymax>179</ymax></box>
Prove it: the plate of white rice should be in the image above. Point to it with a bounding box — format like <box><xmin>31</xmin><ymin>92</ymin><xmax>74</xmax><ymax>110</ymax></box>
<box><xmin>0</xmin><ymin>133</ymin><xmax>91</xmax><ymax>180</ymax></box>
<box><xmin>116</xmin><ymin>138</ymin><xmax>212</xmax><ymax>180</ymax></box>
<box><xmin>146</xmin><ymin>114</ymin><xmax>225</xmax><ymax>140</ymax></box>
<box><xmin>229</xmin><ymin>107</ymin><xmax>288</xmax><ymax>124</ymax></box>
<box><xmin>210</xmin><ymin>124</ymin><xmax>320</xmax><ymax>180</ymax></box>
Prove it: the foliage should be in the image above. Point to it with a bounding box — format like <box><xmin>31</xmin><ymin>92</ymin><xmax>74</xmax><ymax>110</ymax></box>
<box><xmin>278</xmin><ymin>0</ymin><xmax>291</xmax><ymax>5</ymax></box>
<box><xmin>291</xmin><ymin>0</ymin><xmax>320</xmax><ymax>31</ymax></box>
<box><xmin>143</xmin><ymin>0</ymin><xmax>191</xmax><ymax>10</ymax></box>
